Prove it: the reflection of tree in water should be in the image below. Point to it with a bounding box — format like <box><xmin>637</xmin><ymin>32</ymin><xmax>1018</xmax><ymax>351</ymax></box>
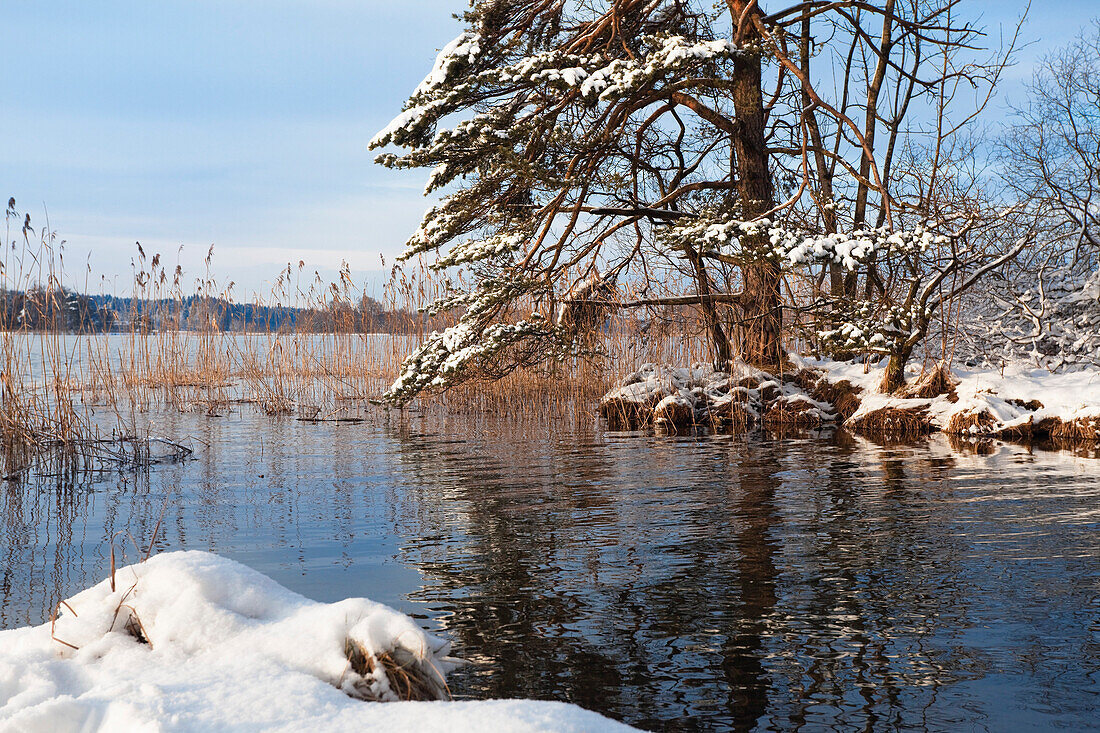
<box><xmin>386</xmin><ymin>423</ymin><xmax>1069</xmax><ymax>731</ymax></box>
<box><xmin>385</xmin><ymin>419</ymin><xmax>790</xmax><ymax>730</ymax></box>
<box><xmin>730</xmin><ymin>434</ymin><xmax>983</xmax><ymax>730</ymax></box>
<box><xmin>720</xmin><ymin>446</ymin><xmax>779</xmax><ymax>732</ymax></box>
<box><xmin>4</xmin><ymin>413</ymin><xmax>1096</xmax><ymax>731</ymax></box>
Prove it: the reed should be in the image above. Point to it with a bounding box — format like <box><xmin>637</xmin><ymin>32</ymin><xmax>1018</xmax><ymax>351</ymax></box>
<box><xmin>0</xmin><ymin>203</ymin><xmax>726</xmax><ymax>466</ymax></box>
<box><xmin>847</xmin><ymin>406</ymin><xmax>935</xmax><ymax>436</ymax></box>
<box><xmin>7</xmin><ymin>204</ymin><xmax>1098</xmax><ymax>455</ymax></box>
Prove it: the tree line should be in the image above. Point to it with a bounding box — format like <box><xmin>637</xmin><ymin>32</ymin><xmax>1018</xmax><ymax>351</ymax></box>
<box><xmin>0</xmin><ymin>288</ymin><xmax>424</xmax><ymax>334</ymax></box>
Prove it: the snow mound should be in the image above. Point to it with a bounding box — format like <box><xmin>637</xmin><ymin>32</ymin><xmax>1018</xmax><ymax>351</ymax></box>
<box><xmin>0</xmin><ymin>552</ymin><xmax>637</xmax><ymax>732</ymax></box>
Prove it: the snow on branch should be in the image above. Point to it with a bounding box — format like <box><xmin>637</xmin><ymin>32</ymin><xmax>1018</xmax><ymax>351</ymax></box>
<box><xmin>382</xmin><ymin>277</ymin><xmax>556</xmax><ymax>404</ymax></box>
<box><xmin>369</xmin><ymin>34</ymin><xmax>740</xmax><ymax>156</ymax></box>
<box><xmin>661</xmin><ymin>215</ymin><xmax>946</xmax><ymax>270</ymax></box>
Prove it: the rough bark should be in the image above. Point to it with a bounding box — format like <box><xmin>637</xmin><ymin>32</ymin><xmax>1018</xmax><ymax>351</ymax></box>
<box><xmin>727</xmin><ymin>0</ymin><xmax>785</xmax><ymax>369</ymax></box>
<box><xmin>880</xmin><ymin>348</ymin><xmax>910</xmax><ymax>393</ymax></box>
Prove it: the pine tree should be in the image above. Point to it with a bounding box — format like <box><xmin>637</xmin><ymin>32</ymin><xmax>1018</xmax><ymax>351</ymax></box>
<box><xmin>373</xmin><ymin>1</ymin><xmax>1020</xmax><ymax>402</ymax></box>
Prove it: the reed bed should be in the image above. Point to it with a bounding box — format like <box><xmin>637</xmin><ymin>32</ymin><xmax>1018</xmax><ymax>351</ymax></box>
<box><xmin>8</xmin><ymin>205</ymin><xmax>1098</xmax><ymax>462</ymax></box>
<box><xmin>1</xmin><ymin>204</ymin><xmax>726</xmax><ymax>475</ymax></box>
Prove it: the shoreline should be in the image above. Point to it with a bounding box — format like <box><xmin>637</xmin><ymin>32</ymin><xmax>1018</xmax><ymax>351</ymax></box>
<box><xmin>598</xmin><ymin>358</ymin><xmax>1100</xmax><ymax>446</ymax></box>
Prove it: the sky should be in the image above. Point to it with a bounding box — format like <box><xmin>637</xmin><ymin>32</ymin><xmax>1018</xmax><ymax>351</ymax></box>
<box><xmin>1</xmin><ymin>0</ymin><xmax>1092</xmax><ymax>297</ymax></box>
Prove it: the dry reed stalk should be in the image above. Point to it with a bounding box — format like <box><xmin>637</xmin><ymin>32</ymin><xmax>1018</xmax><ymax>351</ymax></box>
<box><xmin>897</xmin><ymin>361</ymin><xmax>958</xmax><ymax>400</ymax></box>
<box><xmin>342</xmin><ymin>638</ymin><xmax>450</xmax><ymax>703</ymax></box>
<box><xmin>10</xmin><ymin>201</ymin><xmax>1095</xmax><ymax>449</ymax></box>
<box><xmin>846</xmin><ymin>406</ymin><xmax>935</xmax><ymax>436</ymax></box>
<box><xmin>945</xmin><ymin>409</ymin><xmax>999</xmax><ymax>436</ymax></box>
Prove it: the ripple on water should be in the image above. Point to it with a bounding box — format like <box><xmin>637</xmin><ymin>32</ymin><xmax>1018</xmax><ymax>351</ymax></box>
<box><xmin>2</xmin><ymin>417</ymin><xmax>1098</xmax><ymax>731</ymax></box>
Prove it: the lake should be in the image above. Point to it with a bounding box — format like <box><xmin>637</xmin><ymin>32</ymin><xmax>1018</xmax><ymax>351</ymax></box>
<box><xmin>2</xmin><ymin>408</ymin><xmax>1098</xmax><ymax>731</ymax></box>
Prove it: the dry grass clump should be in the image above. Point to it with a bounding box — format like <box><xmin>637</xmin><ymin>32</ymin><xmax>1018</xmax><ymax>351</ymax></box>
<box><xmin>810</xmin><ymin>378</ymin><xmax>863</xmax><ymax>420</ymax></box>
<box><xmin>598</xmin><ymin>391</ymin><xmax>661</xmax><ymax>430</ymax></box>
<box><xmin>342</xmin><ymin>638</ymin><xmax>450</xmax><ymax>703</ymax></box>
<box><xmin>786</xmin><ymin>368</ymin><xmax>823</xmax><ymax>393</ymax></box>
<box><xmin>995</xmin><ymin>416</ymin><xmax>1042</xmax><ymax>441</ymax></box>
<box><xmin>847</xmin><ymin>406</ymin><xmax>935</xmax><ymax>436</ymax></box>
<box><xmin>763</xmin><ymin>396</ymin><xmax>825</xmax><ymax>430</ymax></box>
<box><xmin>898</xmin><ymin>362</ymin><xmax>958</xmax><ymax>400</ymax></box>
<box><xmin>706</xmin><ymin>398</ymin><xmax>757</xmax><ymax>433</ymax></box>
<box><xmin>653</xmin><ymin>397</ymin><xmax>694</xmax><ymax>430</ymax></box>
<box><xmin>945</xmin><ymin>409</ymin><xmax>999</xmax><ymax>436</ymax></box>
<box><xmin>1049</xmin><ymin>415</ymin><xmax>1100</xmax><ymax>444</ymax></box>
<box><xmin>982</xmin><ymin>414</ymin><xmax>1099</xmax><ymax>445</ymax></box>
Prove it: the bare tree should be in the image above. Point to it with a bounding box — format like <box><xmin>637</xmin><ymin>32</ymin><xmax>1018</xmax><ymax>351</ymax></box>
<box><xmin>958</xmin><ymin>22</ymin><xmax>1100</xmax><ymax>372</ymax></box>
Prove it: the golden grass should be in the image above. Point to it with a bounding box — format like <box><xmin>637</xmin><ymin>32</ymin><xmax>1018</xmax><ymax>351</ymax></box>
<box><xmin>945</xmin><ymin>409</ymin><xmax>999</xmax><ymax>436</ymax></box>
<box><xmin>847</xmin><ymin>406</ymin><xmax>935</xmax><ymax>436</ymax></box>
<box><xmin>1049</xmin><ymin>415</ymin><xmax>1100</xmax><ymax>444</ymax></box>
<box><xmin>898</xmin><ymin>361</ymin><xmax>958</xmax><ymax>401</ymax></box>
<box><xmin>762</xmin><ymin>396</ymin><xmax>825</xmax><ymax>430</ymax></box>
<box><xmin>0</xmin><ymin>212</ymin><xmax>725</xmax><ymax>470</ymax></box>
<box><xmin>3</xmin><ymin>205</ymin><xmax>1097</xmax><ymax>452</ymax></box>
<box><xmin>705</xmin><ymin>397</ymin><xmax>757</xmax><ymax>433</ymax></box>
<box><xmin>342</xmin><ymin>638</ymin><xmax>451</xmax><ymax>702</ymax></box>
<box><xmin>810</xmin><ymin>378</ymin><xmax>863</xmax><ymax>420</ymax></box>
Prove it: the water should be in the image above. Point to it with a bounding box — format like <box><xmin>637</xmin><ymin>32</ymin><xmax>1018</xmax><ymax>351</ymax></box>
<box><xmin>2</xmin><ymin>409</ymin><xmax>1098</xmax><ymax>731</ymax></box>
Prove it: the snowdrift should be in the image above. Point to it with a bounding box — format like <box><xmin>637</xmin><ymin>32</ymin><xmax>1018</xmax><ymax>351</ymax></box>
<box><xmin>0</xmin><ymin>552</ymin><xmax>636</xmax><ymax>732</ymax></box>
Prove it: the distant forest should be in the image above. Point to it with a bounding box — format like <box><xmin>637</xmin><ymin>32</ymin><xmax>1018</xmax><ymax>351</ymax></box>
<box><xmin>0</xmin><ymin>287</ymin><xmax>423</xmax><ymax>333</ymax></box>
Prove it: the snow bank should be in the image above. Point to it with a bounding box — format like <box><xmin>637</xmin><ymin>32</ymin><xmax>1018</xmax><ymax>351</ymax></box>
<box><xmin>0</xmin><ymin>552</ymin><xmax>636</xmax><ymax>733</ymax></box>
<box><xmin>599</xmin><ymin>357</ymin><xmax>1100</xmax><ymax>442</ymax></box>
<box><xmin>806</xmin><ymin>357</ymin><xmax>1100</xmax><ymax>440</ymax></box>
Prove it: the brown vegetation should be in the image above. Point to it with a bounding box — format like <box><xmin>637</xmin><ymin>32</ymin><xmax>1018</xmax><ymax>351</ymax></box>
<box><xmin>898</xmin><ymin>363</ymin><xmax>958</xmax><ymax>401</ymax></box>
<box><xmin>762</xmin><ymin>396</ymin><xmax>826</xmax><ymax>430</ymax></box>
<box><xmin>2</xmin><ymin>211</ymin><xmax>1096</xmax><ymax>457</ymax></box>
<box><xmin>342</xmin><ymin>639</ymin><xmax>450</xmax><ymax>703</ymax></box>
<box><xmin>945</xmin><ymin>409</ymin><xmax>999</xmax><ymax>436</ymax></box>
<box><xmin>847</xmin><ymin>406</ymin><xmax>935</xmax><ymax>436</ymax></box>
<box><xmin>809</xmin><ymin>378</ymin><xmax>863</xmax><ymax>421</ymax></box>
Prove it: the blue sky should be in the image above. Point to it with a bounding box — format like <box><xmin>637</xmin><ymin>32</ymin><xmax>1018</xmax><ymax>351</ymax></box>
<box><xmin>1</xmin><ymin>0</ymin><xmax>1090</xmax><ymax>296</ymax></box>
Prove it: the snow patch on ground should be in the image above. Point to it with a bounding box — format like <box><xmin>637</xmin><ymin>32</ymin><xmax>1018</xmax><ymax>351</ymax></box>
<box><xmin>602</xmin><ymin>356</ymin><xmax>1100</xmax><ymax>439</ymax></box>
<box><xmin>0</xmin><ymin>552</ymin><xmax>636</xmax><ymax>732</ymax></box>
<box><xmin>803</xmin><ymin>356</ymin><xmax>1100</xmax><ymax>435</ymax></box>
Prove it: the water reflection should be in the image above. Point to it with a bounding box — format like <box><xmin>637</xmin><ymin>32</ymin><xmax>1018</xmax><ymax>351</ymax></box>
<box><xmin>2</xmin><ymin>414</ymin><xmax>1098</xmax><ymax>731</ymax></box>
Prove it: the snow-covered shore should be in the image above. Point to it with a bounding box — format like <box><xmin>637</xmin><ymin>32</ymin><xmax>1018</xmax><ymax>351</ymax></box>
<box><xmin>813</xmin><ymin>357</ymin><xmax>1100</xmax><ymax>440</ymax></box>
<box><xmin>0</xmin><ymin>552</ymin><xmax>636</xmax><ymax>732</ymax></box>
<box><xmin>598</xmin><ymin>358</ymin><xmax>1100</xmax><ymax>443</ymax></box>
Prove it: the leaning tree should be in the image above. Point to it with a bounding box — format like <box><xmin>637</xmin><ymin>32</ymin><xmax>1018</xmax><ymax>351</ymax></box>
<box><xmin>372</xmin><ymin>0</ymin><xmax>1015</xmax><ymax>402</ymax></box>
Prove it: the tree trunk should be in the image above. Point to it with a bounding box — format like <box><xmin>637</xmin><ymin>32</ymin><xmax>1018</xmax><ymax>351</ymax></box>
<box><xmin>687</xmin><ymin>244</ymin><xmax>734</xmax><ymax>369</ymax></box>
<box><xmin>741</xmin><ymin>261</ymin><xmax>784</xmax><ymax>367</ymax></box>
<box><xmin>880</xmin><ymin>348</ymin><xmax>910</xmax><ymax>393</ymax></box>
<box><xmin>727</xmin><ymin>0</ymin><xmax>784</xmax><ymax>369</ymax></box>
